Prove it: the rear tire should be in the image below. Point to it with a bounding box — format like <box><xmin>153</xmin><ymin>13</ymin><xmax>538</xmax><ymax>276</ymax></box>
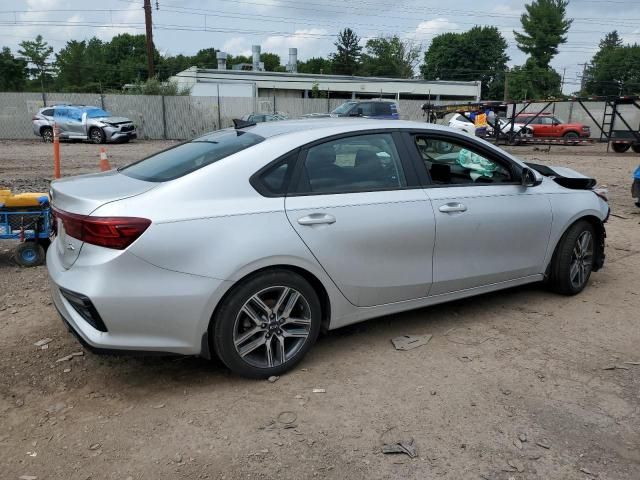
<box><xmin>14</xmin><ymin>242</ymin><xmax>45</xmax><ymax>267</ymax></box>
<box><xmin>212</xmin><ymin>270</ymin><xmax>322</xmax><ymax>378</ymax></box>
<box><xmin>612</xmin><ymin>143</ymin><xmax>630</xmax><ymax>153</ymax></box>
<box><xmin>631</xmin><ymin>143</ymin><xmax>640</xmax><ymax>153</ymax></box>
<box><xmin>547</xmin><ymin>220</ymin><xmax>595</xmax><ymax>295</ymax></box>
<box><xmin>41</xmin><ymin>127</ymin><xmax>53</xmax><ymax>143</ymax></box>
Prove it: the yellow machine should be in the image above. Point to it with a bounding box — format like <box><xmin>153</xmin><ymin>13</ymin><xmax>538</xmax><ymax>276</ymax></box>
<box><xmin>0</xmin><ymin>190</ymin><xmax>50</xmax><ymax>208</ymax></box>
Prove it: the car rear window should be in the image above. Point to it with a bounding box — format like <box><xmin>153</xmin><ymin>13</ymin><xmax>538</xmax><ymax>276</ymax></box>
<box><xmin>121</xmin><ymin>130</ymin><xmax>264</xmax><ymax>182</ymax></box>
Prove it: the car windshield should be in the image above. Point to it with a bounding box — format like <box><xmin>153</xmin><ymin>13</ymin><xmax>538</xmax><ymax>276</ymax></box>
<box><xmin>120</xmin><ymin>130</ymin><xmax>264</xmax><ymax>182</ymax></box>
<box><xmin>331</xmin><ymin>102</ymin><xmax>357</xmax><ymax>115</ymax></box>
<box><xmin>85</xmin><ymin>108</ymin><xmax>111</xmax><ymax>118</ymax></box>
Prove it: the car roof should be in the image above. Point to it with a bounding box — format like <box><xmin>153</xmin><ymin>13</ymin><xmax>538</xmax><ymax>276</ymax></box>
<box><xmin>199</xmin><ymin>118</ymin><xmax>460</xmax><ymax>140</ymax></box>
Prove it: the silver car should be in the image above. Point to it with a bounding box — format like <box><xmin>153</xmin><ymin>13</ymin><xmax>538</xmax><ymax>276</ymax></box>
<box><xmin>32</xmin><ymin>105</ymin><xmax>137</xmax><ymax>143</ymax></box>
<box><xmin>47</xmin><ymin>119</ymin><xmax>609</xmax><ymax>378</ymax></box>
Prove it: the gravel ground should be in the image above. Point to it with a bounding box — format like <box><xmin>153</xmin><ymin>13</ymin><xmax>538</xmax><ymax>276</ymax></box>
<box><xmin>1</xmin><ymin>139</ymin><xmax>639</xmax><ymax>480</ymax></box>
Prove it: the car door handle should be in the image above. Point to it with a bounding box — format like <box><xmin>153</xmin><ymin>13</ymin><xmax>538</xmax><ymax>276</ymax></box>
<box><xmin>297</xmin><ymin>213</ymin><xmax>336</xmax><ymax>226</ymax></box>
<box><xmin>438</xmin><ymin>203</ymin><xmax>467</xmax><ymax>213</ymax></box>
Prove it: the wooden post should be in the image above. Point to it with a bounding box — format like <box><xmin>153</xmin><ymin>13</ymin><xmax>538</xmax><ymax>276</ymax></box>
<box><xmin>53</xmin><ymin>122</ymin><xmax>60</xmax><ymax>179</ymax></box>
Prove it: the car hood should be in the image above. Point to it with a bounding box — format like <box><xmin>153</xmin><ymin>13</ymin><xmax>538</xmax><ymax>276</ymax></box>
<box><xmin>525</xmin><ymin>163</ymin><xmax>596</xmax><ymax>189</ymax></box>
<box><xmin>91</xmin><ymin>116</ymin><xmax>133</xmax><ymax>124</ymax></box>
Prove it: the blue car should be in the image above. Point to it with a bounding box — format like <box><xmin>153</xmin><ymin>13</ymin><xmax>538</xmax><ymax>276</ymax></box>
<box><xmin>304</xmin><ymin>101</ymin><xmax>400</xmax><ymax>120</ymax></box>
<box><xmin>331</xmin><ymin>100</ymin><xmax>399</xmax><ymax>119</ymax></box>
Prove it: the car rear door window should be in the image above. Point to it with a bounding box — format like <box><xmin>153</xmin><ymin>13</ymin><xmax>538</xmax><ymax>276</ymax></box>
<box><xmin>252</xmin><ymin>150</ymin><xmax>298</xmax><ymax>196</ymax></box>
<box><xmin>413</xmin><ymin>135</ymin><xmax>513</xmax><ymax>185</ymax></box>
<box><xmin>296</xmin><ymin>133</ymin><xmax>406</xmax><ymax>194</ymax></box>
<box><xmin>121</xmin><ymin>130</ymin><xmax>264</xmax><ymax>182</ymax></box>
<box><xmin>41</xmin><ymin>108</ymin><xmax>54</xmax><ymax>116</ymax></box>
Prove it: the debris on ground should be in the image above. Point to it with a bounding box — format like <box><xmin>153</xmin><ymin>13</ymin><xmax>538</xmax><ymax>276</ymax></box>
<box><xmin>267</xmin><ymin>375</ymin><xmax>279</xmax><ymax>383</ymax></box>
<box><xmin>89</xmin><ymin>443</ymin><xmax>101</xmax><ymax>450</ymax></box>
<box><xmin>312</xmin><ymin>388</ymin><xmax>326</xmax><ymax>393</ymax></box>
<box><xmin>602</xmin><ymin>364</ymin><xmax>630</xmax><ymax>370</ymax></box>
<box><xmin>518</xmin><ymin>433</ymin><xmax>527</xmax><ymax>443</ymax></box>
<box><xmin>55</xmin><ymin>351</ymin><xmax>84</xmax><ymax>362</ymax></box>
<box><xmin>33</xmin><ymin>338</ymin><xmax>52</xmax><ymax>348</ymax></box>
<box><xmin>391</xmin><ymin>334</ymin><xmax>432</xmax><ymax>351</ymax></box>
<box><xmin>579</xmin><ymin>467</ymin><xmax>595</xmax><ymax>475</ymax></box>
<box><xmin>277</xmin><ymin>411</ymin><xmax>297</xmax><ymax>425</ymax></box>
<box><xmin>536</xmin><ymin>441</ymin><xmax>551</xmax><ymax>449</ymax></box>
<box><xmin>19</xmin><ymin>476</ymin><xmax>37</xmax><ymax>480</ymax></box>
<box><xmin>152</xmin><ymin>403</ymin><xmax>166</xmax><ymax>409</ymax></box>
<box><xmin>623</xmin><ymin>361</ymin><xmax>640</xmax><ymax>365</ymax></box>
<box><xmin>382</xmin><ymin>438</ymin><xmax>417</xmax><ymax>458</ymax></box>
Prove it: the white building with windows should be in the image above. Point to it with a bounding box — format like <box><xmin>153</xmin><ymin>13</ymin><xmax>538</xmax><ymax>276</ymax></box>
<box><xmin>171</xmin><ymin>67</ymin><xmax>481</xmax><ymax>102</ymax></box>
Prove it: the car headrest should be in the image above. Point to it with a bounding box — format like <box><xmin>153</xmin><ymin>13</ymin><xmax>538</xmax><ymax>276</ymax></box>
<box><xmin>306</xmin><ymin>145</ymin><xmax>336</xmax><ymax>168</ymax></box>
<box><xmin>354</xmin><ymin>150</ymin><xmax>380</xmax><ymax>168</ymax></box>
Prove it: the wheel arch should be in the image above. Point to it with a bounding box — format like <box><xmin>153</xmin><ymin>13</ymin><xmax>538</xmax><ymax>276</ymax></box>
<box><xmin>546</xmin><ymin>214</ymin><xmax>606</xmax><ymax>277</ymax></box>
<box><xmin>203</xmin><ymin>264</ymin><xmax>332</xmax><ymax>359</ymax></box>
<box><xmin>40</xmin><ymin>125</ymin><xmax>52</xmax><ymax>135</ymax></box>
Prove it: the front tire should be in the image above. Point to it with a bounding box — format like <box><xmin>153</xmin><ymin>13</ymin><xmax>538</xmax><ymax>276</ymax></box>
<box><xmin>212</xmin><ymin>270</ymin><xmax>322</xmax><ymax>378</ymax></box>
<box><xmin>89</xmin><ymin>127</ymin><xmax>105</xmax><ymax>144</ymax></box>
<box><xmin>563</xmin><ymin>131</ymin><xmax>579</xmax><ymax>142</ymax></box>
<box><xmin>547</xmin><ymin>220</ymin><xmax>595</xmax><ymax>295</ymax></box>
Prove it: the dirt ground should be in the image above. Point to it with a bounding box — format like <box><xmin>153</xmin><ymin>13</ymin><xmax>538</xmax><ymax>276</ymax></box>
<box><xmin>1</xmin><ymin>139</ymin><xmax>639</xmax><ymax>480</ymax></box>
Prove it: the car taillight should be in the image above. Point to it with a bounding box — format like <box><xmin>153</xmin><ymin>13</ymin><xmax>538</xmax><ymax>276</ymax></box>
<box><xmin>53</xmin><ymin>208</ymin><xmax>150</xmax><ymax>250</ymax></box>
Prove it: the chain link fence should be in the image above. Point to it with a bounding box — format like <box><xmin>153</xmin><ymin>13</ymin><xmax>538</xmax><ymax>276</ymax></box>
<box><xmin>0</xmin><ymin>92</ymin><xmax>449</xmax><ymax>140</ymax></box>
<box><xmin>12</xmin><ymin>92</ymin><xmax>632</xmax><ymax>140</ymax></box>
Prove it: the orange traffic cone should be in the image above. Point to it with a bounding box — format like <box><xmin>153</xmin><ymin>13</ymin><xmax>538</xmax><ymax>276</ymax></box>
<box><xmin>99</xmin><ymin>147</ymin><xmax>111</xmax><ymax>171</ymax></box>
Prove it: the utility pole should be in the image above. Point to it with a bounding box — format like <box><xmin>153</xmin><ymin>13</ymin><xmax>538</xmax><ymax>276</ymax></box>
<box><xmin>578</xmin><ymin>62</ymin><xmax>589</xmax><ymax>93</ymax></box>
<box><xmin>503</xmin><ymin>71</ymin><xmax>509</xmax><ymax>102</ymax></box>
<box><xmin>144</xmin><ymin>0</ymin><xmax>155</xmax><ymax>78</ymax></box>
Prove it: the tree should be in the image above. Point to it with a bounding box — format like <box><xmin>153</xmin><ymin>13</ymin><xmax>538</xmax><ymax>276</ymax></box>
<box><xmin>0</xmin><ymin>47</ymin><xmax>27</xmax><ymax>91</ymax></box>
<box><xmin>260</xmin><ymin>52</ymin><xmax>283</xmax><ymax>72</ymax></box>
<box><xmin>584</xmin><ymin>33</ymin><xmax>640</xmax><ymax>96</ymax></box>
<box><xmin>310</xmin><ymin>81</ymin><xmax>326</xmax><ymax>98</ymax></box>
<box><xmin>513</xmin><ymin>0</ymin><xmax>572</xmax><ymax>69</ymax></box>
<box><xmin>18</xmin><ymin>35</ymin><xmax>53</xmax><ymax>91</ymax></box>
<box><xmin>103</xmin><ymin>33</ymin><xmax>154</xmax><ymax>86</ymax></box>
<box><xmin>360</xmin><ymin>36</ymin><xmax>420</xmax><ymax>78</ymax></box>
<box><xmin>506</xmin><ymin>61</ymin><xmax>563</xmax><ymax>100</ymax></box>
<box><xmin>332</xmin><ymin>28</ymin><xmax>362</xmax><ymax>75</ymax></box>
<box><xmin>298</xmin><ymin>57</ymin><xmax>332</xmax><ymax>74</ymax></box>
<box><xmin>192</xmin><ymin>48</ymin><xmax>218</xmax><ymax>68</ymax></box>
<box><xmin>421</xmin><ymin>26</ymin><xmax>509</xmax><ymax>99</ymax></box>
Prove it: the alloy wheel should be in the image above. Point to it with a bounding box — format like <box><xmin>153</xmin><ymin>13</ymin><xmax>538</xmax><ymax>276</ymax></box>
<box><xmin>42</xmin><ymin>129</ymin><xmax>53</xmax><ymax>142</ymax></box>
<box><xmin>90</xmin><ymin>129</ymin><xmax>103</xmax><ymax>144</ymax></box>
<box><xmin>233</xmin><ymin>286</ymin><xmax>312</xmax><ymax>369</ymax></box>
<box><xmin>569</xmin><ymin>231</ymin><xmax>593</xmax><ymax>289</ymax></box>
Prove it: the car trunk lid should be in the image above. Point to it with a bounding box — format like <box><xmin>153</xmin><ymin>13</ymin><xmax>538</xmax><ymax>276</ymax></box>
<box><xmin>50</xmin><ymin>170</ymin><xmax>156</xmax><ymax>268</ymax></box>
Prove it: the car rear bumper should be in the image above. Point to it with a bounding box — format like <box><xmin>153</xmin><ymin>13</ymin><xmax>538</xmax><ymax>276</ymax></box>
<box><xmin>47</xmin><ymin>239</ymin><xmax>228</xmax><ymax>356</ymax></box>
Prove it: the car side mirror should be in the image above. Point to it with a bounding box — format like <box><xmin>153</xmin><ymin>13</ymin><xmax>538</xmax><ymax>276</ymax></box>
<box><xmin>521</xmin><ymin>167</ymin><xmax>542</xmax><ymax>187</ymax></box>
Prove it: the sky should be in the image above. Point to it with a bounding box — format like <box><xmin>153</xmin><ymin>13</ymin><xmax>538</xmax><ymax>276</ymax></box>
<box><xmin>1</xmin><ymin>0</ymin><xmax>640</xmax><ymax>94</ymax></box>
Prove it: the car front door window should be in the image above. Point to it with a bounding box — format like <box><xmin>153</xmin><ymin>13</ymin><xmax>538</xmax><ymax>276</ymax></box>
<box><xmin>413</xmin><ymin>136</ymin><xmax>513</xmax><ymax>185</ymax></box>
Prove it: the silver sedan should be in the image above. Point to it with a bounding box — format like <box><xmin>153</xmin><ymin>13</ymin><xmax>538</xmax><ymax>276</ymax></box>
<box><xmin>47</xmin><ymin>119</ymin><xmax>609</xmax><ymax>378</ymax></box>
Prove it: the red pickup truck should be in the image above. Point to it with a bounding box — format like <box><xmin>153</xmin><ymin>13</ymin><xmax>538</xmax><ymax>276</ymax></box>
<box><xmin>515</xmin><ymin>113</ymin><xmax>591</xmax><ymax>139</ymax></box>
